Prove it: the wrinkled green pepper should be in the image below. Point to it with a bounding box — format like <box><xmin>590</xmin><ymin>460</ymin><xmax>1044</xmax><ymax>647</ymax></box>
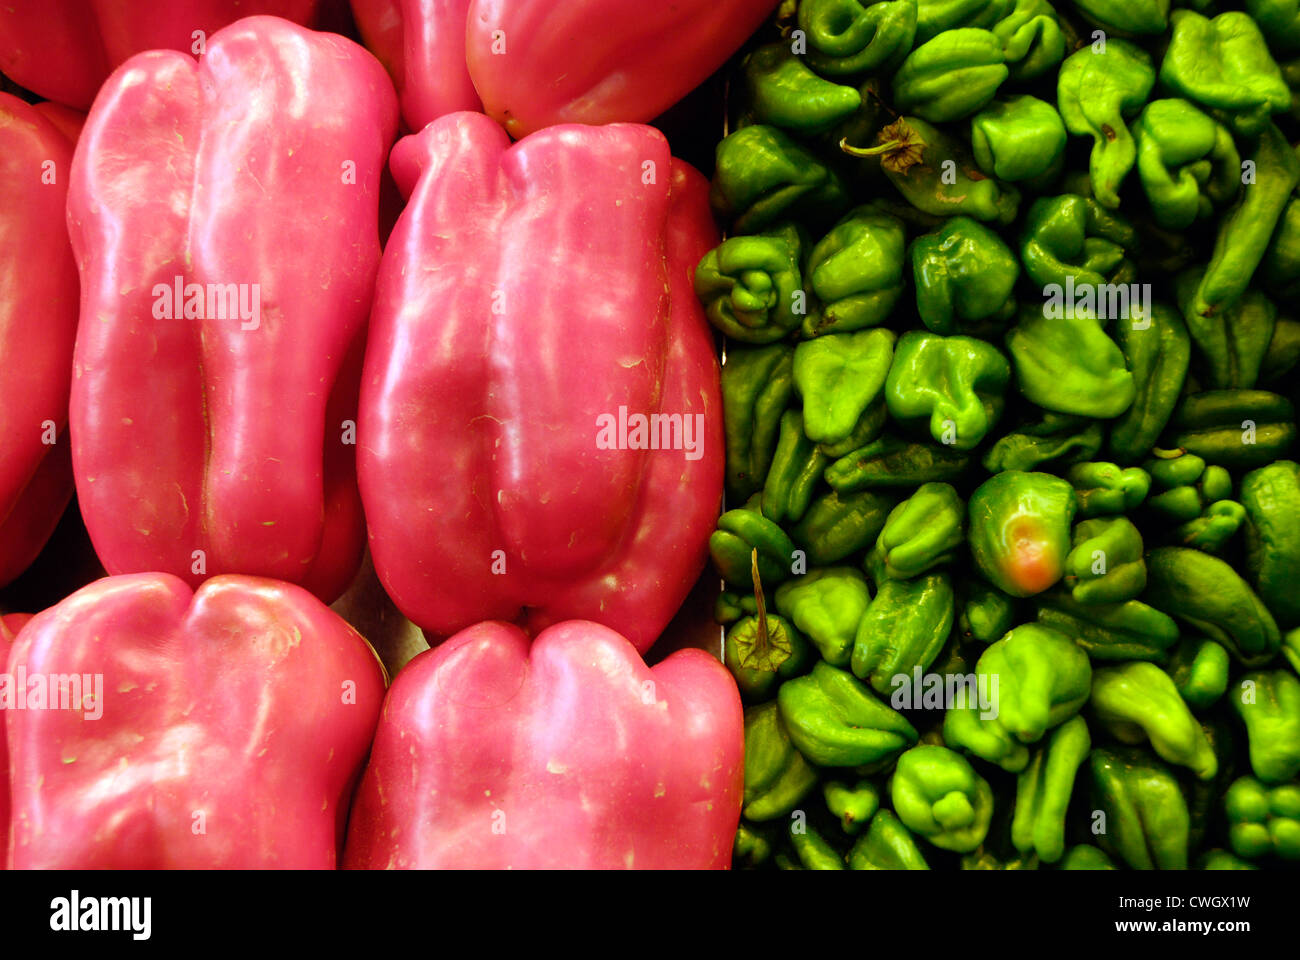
<box><xmin>968</xmin><ymin>470</ymin><xmax>1077</xmax><ymax>597</ymax></box>
<box><xmin>743</xmin><ymin>701</ymin><xmax>820</xmax><ymax>821</ymax></box>
<box><xmin>826</xmin><ymin>434</ymin><xmax>970</xmax><ymax>491</ymax></box>
<box><xmin>992</xmin><ymin>0</ymin><xmax>1065</xmax><ymax>80</ymax></box>
<box><xmin>1064</xmin><ymin>516</ymin><xmax>1146</xmax><ymax>604</ymax></box>
<box><xmin>824</xmin><ymin>779</ymin><xmax>881</xmax><ymax>835</ymax></box>
<box><xmin>854</xmin><ymin>559</ymin><xmax>955</xmax><ymax>694</ymax></box>
<box><xmin>1230</xmin><ymin>670</ymin><xmax>1300</xmax><ymax>783</ymax></box>
<box><xmin>1090</xmin><ymin>747</ymin><xmax>1190</xmax><ymax>869</ymax></box>
<box><xmin>892</xmin><ymin>28</ymin><xmax>1008</xmax><ymax>122</ymax></box>
<box><xmin>1067</xmin><ymin>462</ymin><xmax>1151</xmax><ymax>517</ymax></box>
<box><xmin>958</xmin><ymin>576</ymin><xmax>1021</xmax><ymax>643</ymax></box>
<box><xmin>1019</xmin><ymin>193</ymin><xmax>1138</xmax><ymax>296</ymax></box>
<box><xmin>777</xmin><ymin>661</ymin><xmax>920</xmax><ymax>767</ymax></box>
<box><xmin>804</xmin><ymin>208</ymin><xmax>907</xmax><ymax>336</ymax></box>
<box><xmin>1012</xmin><ymin>714</ymin><xmax>1091</xmax><ymax>863</ymax></box>
<box><xmin>911</xmin><ymin>216</ymin><xmax>1019</xmax><ymax>337</ymax></box>
<box><xmin>1241</xmin><ymin>460</ymin><xmax>1300</xmax><ymax>628</ymax></box>
<box><xmin>891</xmin><ymin>744</ymin><xmax>995</xmax><ymax>852</ymax></box>
<box><xmin>743</xmin><ymin>43</ymin><xmax>863</xmax><ymax>136</ymax></box>
<box><xmin>984</xmin><ymin>414</ymin><xmax>1104</xmax><ymax>473</ymax></box>
<box><xmin>710</xmin><ymin>497</ymin><xmax>798</xmax><ymax>589</ymax></box>
<box><xmin>1107</xmin><ymin>303</ymin><xmax>1191</xmax><ymax>465</ymax></box>
<box><xmin>885</xmin><ymin>331</ymin><xmax>1011</xmax><ymax>450</ymax></box>
<box><xmin>725</xmin><ymin>608</ymin><xmax>815</xmax><ymax>701</ymax></box>
<box><xmin>790</xmin><ymin>489</ymin><xmax>897</xmax><ymax>566</ymax></box>
<box><xmin>793</xmin><ymin>328</ymin><xmax>896</xmax><ymax>447</ymax></box>
<box><xmin>774</xmin><ymin>567</ymin><xmax>873</xmax><ymax>667</ymax></box>
<box><xmin>1223</xmin><ymin>776</ymin><xmax>1300</xmax><ymax>861</ymax></box>
<box><xmin>721</xmin><ymin>343</ymin><xmax>794</xmax><ymax>501</ymax></box>
<box><xmin>695</xmin><ymin>223</ymin><xmax>807</xmax><ymax>343</ymax></box>
<box><xmin>1035</xmin><ymin>590</ymin><xmax>1180</xmax><ymax>661</ymax></box>
<box><xmin>1090</xmin><ymin>662</ymin><xmax>1218</xmax><ymax>779</ymax></box>
<box><xmin>710</xmin><ymin>125</ymin><xmax>849</xmax><ymax>233</ymax></box>
<box><xmin>1168</xmin><ymin>637</ymin><xmax>1231</xmax><ymax>709</ymax></box>
<box><xmin>970</xmin><ymin>95</ymin><xmax>1067</xmax><ymax>183</ymax></box>
<box><xmin>872</xmin><ymin>482</ymin><xmax>965</xmax><ymax>579</ymax></box>
<box><xmin>798</xmin><ymin>0</ymin><xmax>920</xmax><ymax>76</ymax></box>
<box><xmin>848</xmin><ymin>809</ymin><xmax>930</xmax><ymax>868</ymax></box>
<box><xmin>1132</xmin><ymin>99</ymin><xmax>1240</xmax><ymax>230</ymax></box>
<box><xmin>1069</xmin><ymin>0</ymin><xmax>1169</xmax><ymax>34</ymax></box>
<box><xmin>1168</xmin><ymin>390</ymin><xmax>1298</xmax><ymax>470</ymax></box>
<box><xmin>1007</xmin><ymin>308</ymin><xmax>1135</xmax><ymax>419</ymax></box>
<box><xmin>762</xmin><ymin>410</ymin><xmax>828</xmax><ymax>525</ymax></box>
<box><xmin>1175</xmin><ymin>271</ymin><xmax>1277</xmax><ymax>391</ymax></box>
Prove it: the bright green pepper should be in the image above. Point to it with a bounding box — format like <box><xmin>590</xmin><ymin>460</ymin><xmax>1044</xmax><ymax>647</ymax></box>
<box><xmin>1223</xmin><ymin>776</ymin><xmax>1300</xmax><ymax>860</ymax></box>
<box><xmin>714</xmin><ymin>590</ymin><xmax>757</xmax><ymax>625</ymax></box>
<box><xmin>1011</xmin><ymin>715</ymin><xmax>1091</xmax><ymax>863</ymax></box>
<box><xmin>841</xmin><ymin>116</ymin><xmax>1020</xmax><ymax>224</ymax></box>
<box><xmin>1091</xmin><ymin>662</ymin><xmax>1218</xmax><ymax>780</ymax></box>
<box><xmin>694</xmin><ymin>223</ymin><xmax>806</xmax><ymax>343</ymax></box>
<box><xmin>872</xmin><ymin>482</ymin><xmax>966</xmax><ymax>579</ymax></box>
<box><xmin>743</xmin><ymin>43</ymin><xmax>863</xmax><ymax>136</ymax></box>
<box><xmin>733</xmin><ymin>823</ymin><xmax>775</xmax><ymax>868</ymax></box>
<box><xmin>725</xmin><ymin>607</ymin><xmax>816</xmax><ymax>700</ymax></box>
<box><xmin>1159</xmin><ymin>10</ymin><xmax>1291</xmax><ymax>137</ymax></box>
<box><xmin>1168</xmin><ymin>390</ymin><xmax>1298</xmax><ymax>470</ymax></box>
<box><xmin>818</xmin><ymin>398</ymin><xmax>890</xmax><ymax>460</ymax></box>
<box><xmin>710</xmin><ymin>497</ymin><xmax>798</xmax><ymax>589</ymax></box>
<box><xmin>958</xmin><ymin>576</ymin><xmax>1021</xmax><ymax>643</ymax></box>
<box><xmin>853</xmin><ymin>561</ymin><xmax>955</xmax><ymax>694</ymax></box>
<box><xmin>1168</xmin><ymin>637</ymin><xmax>1231</xmax><ymax>709</ymax></box>
<box><xmin>1064</xmin><ymin>516</ymin><xmax>1146</xmax><ymax>604</ymax></box>
<box><xmin>825</xmin><ymin>434</ymin><xmax>971</xmax><ymax>491</ymax></box>
<box><xmin>1132</xmin><ymin>99</ymin><xmax>1240</xmax><ymax>230</ymax></box>
<box><xmin>803</xmin><ymin>207</ymin><xmax>907</xmax><ymax>336</ymax></box>
<box><xmin>1007</xmin><ymin>309</ymin><xmax>1135</xmax><ymax>419</ymax></box>
<box><xmin>793</xmin><ymin>329</ymin><xmax>896</xmax><ymax>447</ymax></box>
<box><xmin>1175</xmin><ymin>271</ymin><xmax>1277</xmax><ymax>391</ymax></box>
<box><xmin>1058</xmin><ymin>844</ymin><xmax>1117</xmax><ymax>869</ymax></box>
<box><xmin>1242</xmin><ymin>460</ymin><xmax>1300</xmax><ymax>628</ymax></box>
<box><xmin>1056</xmin><ymin>39</ymin><xmax>1156</xmax><ymax>208</ymax></box>
<box><xmin>847</xmin><ymin>809</ymin><xmax>930</xmax><ymax>868</ymax></box>
<box><xmin>710</xmin><ymin>125</ymin><xmax>849</xmax><ymax>234</ymax></box>
<box><xmin>892</xmin><ymin>28</ymin><xmax>1008</xmax><ymax>123</ymax></box>
<box><xmin>991</xmin><ymin>0</ymin><xmax>1065</xmax><ymax>80</ymax></box>
<box><xmin>984</xmin><ymin>413</ymin><xmax>1104</xmax><ymax>473</ymax></box>
<box><xmin>915</xmin><ymin>0</ymin><xmax>1014</xmax><ymax>44</ymax></box>
<box><xmin>1145</xmin><ymin>546</ymin><xmax>1282</xmax><ymax>666</ymax></box>
<box><xmin>775</xmin><ymin>567</ymin><xmax>873</xmax><ymax>667</ymax></box>
<box><xmin>1107</xmin><ymin>303</ymin><xmax>1192</xmax><ymax>465</ymax></box>
<box><xmin>1067</xmin><ymin>462</ymin><xmax>1151</xmax><ymax>517</ymax></box>
<box><xmin>1019</xmin><ymin>194</ymin><xmax>1137</xmax><ymax>296</ymax></box>
<box><xmin>884</xmin><ymin>331</ymin><xmax>1011</xmax><ymax>450</ymax></box>
<box><xmin>777</xmin><ymin>661</ymin><xmax>919</xmax><ymax>767</ymax></box>
<box><xmin>891</xmin><ymin>744</ymin><xmax>994</xmax><ymax>853</ymax></box>
<box><xmin>1286</xmin><ymin>627</ymin><xmax>1300</xmax><ymax>675</ymax></box>
<box><xmin>1069</xmin><ymin>0</ymin><xmax>1169</xmax><ymax>33</ymax></box>
<box><xmin>1144</xmin><ymin>448</ymin><xmax>1234</xmax><ymax>523</ymax></box>
<box><xmin>1199</xmin><ymin>849</ymin><xmax>1259</xmax><ymax>870</ymax></box>
<box><xmin>790</xmin><ymin>489</ymin><xmax>898</xmax><ymax>566</ymax></box>
<box><xmin>1245</xmin><ymin>0</ymin><xmax>1300</xmax><ymax>54</ymax></box>
<box><xmin>721</xmin><ymin>343</ymin><xmax>794</xmax><ymax>501</ymax></box>
<box><xmin>1035</xmin><ymin>590</ymin><xmax>1181</xmax><ymax>661</ymax></box>
<box><xmin>742</xmin><ymin>701</ymin><xmax>820</xmax><ymax>821</ymax></box>
<box><xmin>979</xmin><ymin>623</ymin><xmax>1093</xmax><ymax>740</ymax></box>
<box><xmin>1089</xmin><ymin>747</ymin><xmax>1191</xmax><ymax>870</ymax></box>
<box><xmin>786</xmin><ymin>819</ymin><xmax>847</xmax><ymax>869</ymax></box>
<box><xmin>1175</xmin><ymin>499</ymin><xmax>1247</xmax><ymax>553</ymax></box>
<box><xmin>762</xmin><ymin>410</ymin><xmax>828</xmax><ymax>525</ymax></box>
<box><xmin>824</xmin><ymin>779</ymin><xmax>880</xmax><ymax>834</ymax></box>
<box><xmin>968</xmin><ymin>470</ymin><xmax>1077</xmax><ymax>598</ymax></box>
<box><xmin>1231</xmin><ymin>670</ymin><xmax>1300</xmax><ymax>783</ymax></box>
<box><xmin>911</xmin><ymin>216</ymin><xmax>1019</xmax><ymax>338</ymax></box>
<box><xmin>970</xmin><ymin>95</ymin><xmax>1067</xmax><ymax>183</ymax></box>
<box><xmin>1260</xmin><ymin>316</ymin><xmax>1300</xmax><ymax>387</ymax></box>
<box><xmin>1263</xmin><ymin>198</ymin><xmax>1300</xmax><ymax>300</ymax></box>
<box><xmin>798</xmin><ymin>0</ymin><xmax>920</xmax><ymax>76</ymax></box>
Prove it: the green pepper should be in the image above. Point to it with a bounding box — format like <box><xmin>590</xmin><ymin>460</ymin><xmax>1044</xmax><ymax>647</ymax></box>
<box><xmin>891</xmin><ymin>28</ymin><xmax>1008</xmax><ymax>122</ymax></box>
<box><xmin>1008</xmin><ymin>309</ymin><xmax>1136</xmax><ymax>419</ymax></box>
<box><xmin>1145</xmin><ymin>546</ymin><xmax>1282</xmax><ymax>666</ymax></box>
<box><xmin>1231</xmin><ymin>670</ymin><xmax>1300</xmax><ymax>784</ymax></box>
<box><xmin>790</xmin><ymin>489</ymin><xmax>898</xmax><ymax>566</ymax></box>
<box><xmin>1260</xmin><ymin>315</ymin><xmax>1300</xmax><ymax>387</ymax></box>
<box><xmin>1056</xmin><ymin>39</ymin><xmax>1156</xmax><ymax>208</ymax></box>
<box><xmin>1144</xmin><ymin>448</ymin><xmax>1234</xmax><ymax>523</ymax></box>
<box><xmin>1168</xmin><ymin>390</ymin><xmax>1298</xmax><ymax>470</ymax></box>
<box><xmin>823</xmin><ymin>779</ymin><xmax>880</xmax><ymax>835</ymax></box>
<box><xmin>1184</xmin><ymin>122</ymin><xmax>1300</xmax><ymax>321</ymax></box>
<box><xmin>825</xmin><ymin>434</ymin><xmax>971</xmax><ymax>491</ymax></box>
<box><xmin>1159</xmin><ymin>10</ymin><xmax>1291</xmax><ymax>137</ymax></box>
<box><xmin>1223</xmin><ymin>776</ymin><xmax>1300</xmax><ymax>861</ymax></box>
<box><xmin>818</xmin><ymin>397</ymin><xmax>890</xmax><ymax>460</ymax></box>
<box><xmin>958</xmin><ymin>576</ymin><xmax>1021</xmax><ymax>643</ymax></box>
<box><xmin>733</xmin><ymin>822</ymin><xmax>775</xmax><ymax>868</ymax></box>
<box><xmin>1263</xmin><ymin>198</ymin><xmax>1300</xmax><ymax>300</ymax></box>
<box><xmin>983</xmin><ymin>413</ymin><xmax>1104</xmax><ymax>473</ymax></box>
<box><xmin>742</xmin><ymin>702</ymin><xmax>820</xmax><ymax>821</ymax></box>
<box><xmin>884</xmin><ymin>331</ymin><xmax>1011</xmax><ymax>450</ymax></box>
<box><xmin>915</xmin><ymin>0</ymin><xmax>1014</xmax><ymax>44</ymax></box>
<box><xmin>774</xmin><ymin>567</ymin><xmax>873</xmax><ymax>667</ymax></box>
<box><xmin>968</xmin><ymin>470</ymin><xmax>1077</xmax><ymax>598</ymax></box>
<box><xmin>1069</xmin><ymin>0</ymin><xmax>1170</xmax><ymax>33</ymax></box>
<box><xmin>960</xmin><ymin>849</ymin><xmax>1040</xmax><ymax>869</ymax></box>
<box><xmin>777</xmin><ymin>661</ymin><xmax>920</xmax><ymax>767</ymax></box>
<box><xmin>762</xmin><ymin>410</ymin><xmax>828</xmax><ymax>525</ymax></box>
<box><xmin>714</xmin><ymin>590</ymin><xmax>756</xmax><ymax>625</ymax></box>
<box><xmin>694</xmin><ymin>224</ymin><xmax>807</xmax><ymax>343</ymax></box>
<box><xmin>911</xmin><ymin>216</ymin><xmax>1019</xmax><ymax>338</ymax></box>
<box><xmin>1064</xmin><ymin>516</ymin><xmax>1146</xmax><ymax>604</ymax></box>
<box><xmin>979</xmin><ymin>623</ymin><xmax>1093</xmax><ymax>741</ymax></box>
<box><xmin>1199</xmin><ymin>849</ymin><xmax>1259</xmax><ymax>870</ymax></box>
<box><xmin>841</xmin><ymin>116</ymin><xmax>1020</xmax><ymax>224</ymax></box>
<box><xmin>1035</xmin><ymin>590</ymin><xmax>1181</xmax><ymax>661</ymax></box>
<box><xmin>847</xmin><ymin>809</ymin><xmax>930</xmax><ymax>868</ymax></box>
<box><xmin>1175</xmin><ymin>271</ymin><xmax>1277</xmax><ymax>391</ymax></box>
<box><xmin>710</xmin><ymin>125</ymin><xmax>849</xmax><ymax>234</ymax></box>
<box><xmin>743</xmin><ymin>43</ymin><xmax>863</xmax><ymax>136</ymax></box>
<box><xmin>798</xmin><ymin>0</ymin><xmax>920</xmax><ymax>76</ymax></box>
<box><xmin>891</xmin><ymin>744</ymin><xmax>995</xmax><ymax>852</ymax></box>
<box><xmin>1285</xmin><ymin>627</ymin><xmax>1300</xmax><ymax>675</ymax></box>
<box><xmin>725</xmin><ymin>607</ymin><xmax>815</xmax><ymax>701</ymax></box>
<box><xmin>970</xmin><ymin>95</ymin><xmax>1066</xmax><ymax>183</ymax></box>
<box><xmin>872</xmin><ymin>482</ymin><xmax>966</xmax><ymax>579</ymax></box>
<box><xmin>1090</xmin><ymin>662</ymin><xmax>1218</xmax><ymax>780</ymax></box>
<box><xmin>1175</xmin><ymin>499</ymin><xmax>1246</xmax><ymax>553</ymax></box>
<box><xmin>803</xmin><ymin>207</ymin><xmax>907</xmax><ymax>336</ymax></box>
<box><xmin>1011</xmin><ymin>715</ymin><xmax>1091</xmax><ymax>863</ymax></box>
<box><xmin>721</xmin><ymin>343</ymin><xmax>794</xmax><ymax>501</ymax></box>
<box><xmin>853</xmin><ymin>563</ymin><xmax>955</xmax><ymax>694</ymax></box>
<box><xmin>786</xmin><ymin>819</ymin><xmax>847</xmax><ymax>869</ymax></box>
<box><xmin>710</xmin><ymin>497</ymin><xmax>798</xmax><ymax>589</ymax></box>
<box><xmin>793</xmin><ymin>329</ymin><xmax>895</xmax><ymax>447</ymax></box>
<box><xmin>1241</xmin><ymin>459</ymin><xmax>1300</xmax><ymax>628</ymax></box>
<box><xmin>991</xmin><ymin>0</ymin><xmax>1065</xmax><ymax>81</ymax></box>
<box><xmin>1057</xmin><ymin>844</ymin><xmax>1117</xmax><ymax>869</ymax></box>
<box><xmin>1168</xmin><ymin>637</ymin><xmax>1231</xmax><ymax>709</ymax></box>
<box><xmin>1245</xmin><ymin>0</ymin><xmax>1300</xmax><ymax>54</ymax></box>
<box><xmin>1019</xmin><ymin>194</ymin><xmax>1137</xmax><ymax>297</ymax></box>
<box><xmin>1089</xmin><ymin>747</ymin><xmax>1191</xmax><ymax>870</ymax></box>
<box><xmin>1107</xmin><ymin>303</ymin><xmax>1192</xmax><ymax>465</ymax></box>
<box><xmin>1067</xmin><ymin>462</ymin><xmax>1151</xmax><ymax>517</ymax></box>
<box><xmin>1132</xmin><ymin>99</ymin><xmax>1240</xmax><ymax>230</ymax></box>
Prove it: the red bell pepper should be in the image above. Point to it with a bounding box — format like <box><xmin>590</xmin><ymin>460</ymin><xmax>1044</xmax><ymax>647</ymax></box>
<box><xmin>0</xmin><ymin>94</ymin><xmax>82</xmax><ymax>588</ymax></box>
<box><xmin>359</xmin><ymin>112</ymin><xmax>723</xmax><ymax>654</ymax></box>
<box><xmin>67</xmin><ymin>17</ymin><xmax>399</xmax><ymax>604</ymax></box>
<box><xmin>0</xmin><ymin>1</ymin><xmax>324</xmax><ymax>109</ymax></box>
<box><xmin>0</xmin><ymin>613</ymin><xmax>30</xmax><ymax>865</ymax></box>
<box><xmin>343</xmin><ymin>619</ymin><xmax>743</xmax><ymax>869</ymax></box>
<box><xmin>5</xmin><ymin>575</ymin><xmax>386</xmax><ymax>869</ymax></box>
<box><xmin>351</xmin><ymin>0</ymin><xmax>482</xmax><ymax>132</ymax></box>
<box><xmin>465</xmin><ymin>0</ymin><xmax>780</xmax><ymax>137</ymax></box>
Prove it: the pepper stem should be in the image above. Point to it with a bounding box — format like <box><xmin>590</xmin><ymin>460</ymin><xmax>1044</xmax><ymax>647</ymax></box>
<box><xmin>840</xmin><ymin>137</ymin><xmax>901</xmax><ymax>158</ymax></box>
<box><xmin>751</xmin><ymin>547</ymin><xmax>768</xmax><ymax>650</ymax></box>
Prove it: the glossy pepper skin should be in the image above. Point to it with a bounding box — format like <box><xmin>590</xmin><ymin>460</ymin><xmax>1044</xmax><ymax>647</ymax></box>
<box><xmin>794</xmin><ymin>329</ymin><xmax>896</xmax><ymax>447</ymax></box>
<box><xmin>0</xmin><ymin>95</ymin><xmax>80</xmax><ymax>588</ymax></box>
<box><xmin>360</xmin><ymin>113</ymin><xmax>722</xmax><ymax>655</ymax></box>
<box><xmin>1067</xmin><ymin>462</ymin><xmax>1150</xmax><ymax>517</ymax></box>
<box><xmin>825</xmin><ymin>780</ymin><xmax>880</xmax><ymax>834</ymax></box>
<box><xmin>696</xmin><ymin>224</ymin><xmax>808</xmax><ymax>343</ymax></box>
<box><xmin>743</xmin><ymin>43</ymin><xmax>862</xmax><ymax>135</ymax></box>
<box><xmin>1035</xmin><ymin>590</ymin><xmax>1180</xmax><ymax>661</ymax></box>
<box><xmin>984</xmin><ymin>413</ymin><xmax>1103</xmax><ymax>473</ymax></box>
<box><xmin>827</xmin><ymin>434</ymin><xmax>971</xmax><ymax>491</ymax></box>
<box><xmin>992</xmin><ymin>0</ymin><xmax>1064</xmax><ymax>80</ymax></box>
<box><xmin>1132</xmin><ymin>99</ymin><xmax>1240</xmax><ymax>230</ymax></box>
<box><xmin>725</xmin><ymin>613</ymin><xmax>815</xmax><ymax>701</ymax></box>
<box><xmin>1223</xmin><ymin>777</ymin><xmax>1300</xmax><ymax>861</ymax></box>
<box><xmin>1168</xmin><ymin>390</ymin><xmax>1297</xmax><ymax>470</ymax></box>
<box><xmin>6</xmin><ymin>574</ymin><xmax>386</xmax><ymax>869</ymax></box>
<box><xmin>1175</xmin><ymin>272</ymin><xmax>1277</xmax><ymax>391</ymax></box>
<box><xmin>854</xmin><ymin>556</ymin><xmax>955</xmax><ymax>693</ymax></box>
<box><xmin>891</xmin><ymin>744</ymin><xmax>994</xmax><ymax>853</ymax></box>
<box><xmin>970</xmin><ymin>95</ymin><xmax>1067</xmax><ymax>183</ymax></box>
<box><xmin>791</xmin><ymin>489</ymin><xmax>897</xmax><ymax>565</ymax></box>
<box><xmin>911</xmin><ymin>216</ymin><xmax>1019</xmax><ymax>337</ymax></box>
<box><xmin>958</xmin><ymin>576</ymin><xmax>1020</xmax><ymax>643</ymax></box>
<box><xmin>1168</xmin><ymin>638</ymin><xmax>1231</xmax><ymax>710</ymax></box>
<box><xmin>777</xmin><ymin>661</ymin><xmax>919</xmax><ymax>767</ymax></box>
<box><xmin>1241</xmin><ymin>460</ymin><xmax>1300</xmax><ymax>628</ymax></box>
<box><xmin>741</xmin><ymin>702</ymin><xmax>819</xmax><ymax>821</ymax></box>
<box><xmin>798</xmin><ymin>0</ymin><xmax>919</xmax><ymax>75</ymax></box>
<box><xmin>1019</xmin><ymin>193</ymin><xmax>1137</xmax><ymax>296</ymax></box>
<box><xmin>763</xmin><ymin>410</ymin><xmax>829</xmax><ymax>524</ymax></box>
<box><xmin>1006</xmin><ymin>307</ymin><xmax>1135</xmax><ymax>419</ymax></box>
<box><xmin>722</xmin><ymin>344</ymin><xmax>795</xmax><ymax>501</ymax></box>
<box><xmin>848</xmin><ymin>809</ymin><xmax>930</xmax><ymax>868</ymax></box>
<box><xmin>1107</xmin><ymin>303</ymin><xmax>1191</xmax><ymax>465</ymax></box>
<box><xmin>885</xmin><ymin>331</ymin><xmax>1011</xmax><ymax>450</ymax></box>
<box><xmin>775</xmin><ymin>567</ymin><xmax>872</xmax><ymax>666</ymax></box>
<box><xmin>713</xmin><ymin>125</ymin><xmax>849</xmax><ymax>234</ymax></box>
<box><xmin>344</xmin><ymin>620</ymin><xmax>743</xmax><ymax>869</ymax></box>
<box><xmin>1089</xmin><ymin>747</ymin><xmax>1190</xmax><ymax>870</ymax></box>
<box><xmin>1070</xmin><ymin>0</ymin><xmax>1169</xmax><ymax>34</ymax></box>
<box><xmin>872</xmin><ymin>482</ymin><xmax>965</xmax><ymax>579</ymax></box>
<box><xmin>1011</xmin><ymin>714</ymin><xmax>1090</xmax><ymax>863</ymax></box>
<box><xmin>892</xmin><ymin>28</ymin><xmax>1008</xmax><ymax>122</ymax></box>
<box><xmin>67</xmin><ymin>18</ymin><xmax>397</xmax><ymax>605</ymax></box>
<box><xmin>0</xmin><ymin>1</ymin><xmax>323</xmax><ymax>109</ymax></box>
<box><xmin>804</xmin><ymin>208</ymin><xmax>907</xmax><ymax>336</ymax></box>
<box><xmin>1056</xmin><ymin>39</ymin><xmax>1156</xmax><ymax>209</ymax></box>
<box><xmin>970</xmin><ymin>623</ymin><xmax>1092</xmax><ymax>742</ymax></box>
<box><xmin>1231</xmin><ymin>671</ymin><xmax>1300</xmax><ymax>784</ymax></box>
<box><xmin>1064</xmin><ymin>516</ymin><xmax>1146</xmax><ymax>604</ymax></box>
<box><xmin>968</xmin><ymin>470</ymin><xmax>1077</xmax><ymax>598</ymax></box>
<box><xmin>711</xmin><ymin>498</ymin><xmax>798</xmax><ymax>589</ymax></box>
<box><xmin>1090</xmin><ymin>663</ymin><xmax>1218</xmax><ymax>779</ymax></box>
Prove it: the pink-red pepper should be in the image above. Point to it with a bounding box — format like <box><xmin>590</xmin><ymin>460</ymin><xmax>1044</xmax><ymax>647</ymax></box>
<box><xmin>359</xmin><ymin>112</ymin><xmax>723</xmax><ymax>654</ymax></box>
<box><xmin>343</xmin><ymin>619</ymin><xmax>743</xmax><ymax>869</ymax></box>
<box><xmin>67</xmin><ymin>17</ymin><xmax>398</xmax><ymax>604</ymax></box>
<box><xmin>0</xmin><ymin>94</ymin><xmax>82</xmax><ymax>588</ymax></box>
<box><xmin>5</xmin><ymin>575</ymin><xmax>386</xmax><ymax>869</ymax></box>
<box><xmin>0</xmin><ymin>612</ymin><xmax>30</xmax><ymax>865</ymax></box>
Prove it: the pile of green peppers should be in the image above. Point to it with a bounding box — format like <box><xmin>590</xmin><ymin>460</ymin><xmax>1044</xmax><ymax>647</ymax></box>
<box><xmin>703</xmin><ymin>0</ymin><xmax>1300</xmax><ymax>871</ymax></box>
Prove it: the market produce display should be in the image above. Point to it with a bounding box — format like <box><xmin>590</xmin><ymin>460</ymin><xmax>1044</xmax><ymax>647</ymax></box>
<box><xmin>705</xmin><ymin>0</ymin><xmax>1300</xmax><ymax>870</ymax></box>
